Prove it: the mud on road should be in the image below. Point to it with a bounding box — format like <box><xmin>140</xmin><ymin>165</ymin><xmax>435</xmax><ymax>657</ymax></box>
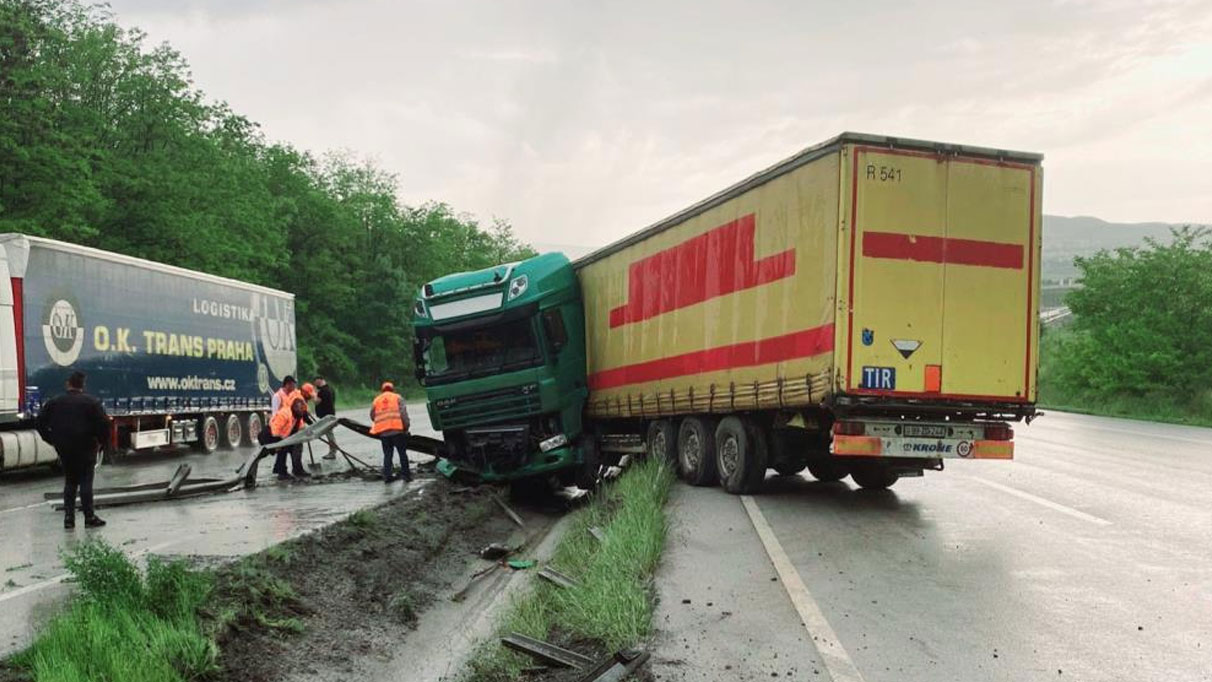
<box><xmin>208</xmin><ymin>477</ymin><xmax>522</xmax><ymax>682</ymax></box>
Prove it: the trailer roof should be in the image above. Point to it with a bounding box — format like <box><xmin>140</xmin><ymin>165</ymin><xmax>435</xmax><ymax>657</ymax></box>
<box><xmin>0</xmin><ymin>233</ymin><xmax>294</xmax><ymax>299</ymax></box>
<box><xmin>573</xmin><ymin>132</ymin><xmax>1043</xmax><ymax>268</ymax></box>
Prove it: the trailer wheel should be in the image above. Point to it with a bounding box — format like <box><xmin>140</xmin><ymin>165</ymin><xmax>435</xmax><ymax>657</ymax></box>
<box><xmin>677</xmin><ymin>417</ymin><xmax>717</xmax><ymax>486</ymax></box>
<box><xmin>244</xmin><ymin>412</ymin><xmax>263</xmax><ymax>446</ymax></box>
<box><xmin>716</xmin><ymin>417</ymin><xmax>768</xmax><ymax>494</ymax></box>
<box><xmin>806</xmin><ymin>460</ymin><xmax>848</xmax><ymax>482</ymax></box>
<box><xmin>849</xmin><ymin>463</ymin><xmax>898</xmax><ymax>490</ymax></box>
<box><xmin>193</xmin><ymin>415</ymin><xmax>219</xmax><ymax>454</ymax></box>
<box><xmin>223</xmin><ymin>414</ymin><xmax>242</xmax><ymax>449</ymax></box>
<box><xmin>646</xmin><ymin>420</ymin><xmax>677</xmax><ymax>464</ymax></box>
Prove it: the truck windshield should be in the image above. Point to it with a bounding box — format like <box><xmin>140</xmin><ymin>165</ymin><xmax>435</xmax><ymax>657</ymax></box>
<box><xmin>420</xmin><ymin>316</ymin><xmax>542</xmax><ymax>384</ymax></box>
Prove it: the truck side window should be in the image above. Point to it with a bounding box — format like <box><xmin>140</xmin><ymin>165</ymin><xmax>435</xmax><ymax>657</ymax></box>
<box><xmin>542</xmin><ymin>309</ymin><xmax>567</xmax><ymax>355</ymax></box>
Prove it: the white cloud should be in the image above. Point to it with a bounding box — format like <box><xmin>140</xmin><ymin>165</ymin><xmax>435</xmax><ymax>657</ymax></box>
<box><xmin>109</xmin><ymin>0</ymin><xmax>1212</xmax><ymax>247</ymax></box>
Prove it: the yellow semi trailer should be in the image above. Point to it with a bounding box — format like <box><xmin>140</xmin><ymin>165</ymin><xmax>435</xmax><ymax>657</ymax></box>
<box><xmin>415</xmin><ymin>132</ymin><xmax>1041</xmax><ymax>492</ymax></box>
<box><xmin>575</xmin><ymin>132</ymin><xmax>1041</xmax><ymax>490</ymax></box>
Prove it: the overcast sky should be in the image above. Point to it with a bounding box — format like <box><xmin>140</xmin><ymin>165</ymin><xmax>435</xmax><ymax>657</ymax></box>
<box><xmin>108</xmin><ymin>0</ymin><xmax>1212</xmax><ymax>248</ymax></box>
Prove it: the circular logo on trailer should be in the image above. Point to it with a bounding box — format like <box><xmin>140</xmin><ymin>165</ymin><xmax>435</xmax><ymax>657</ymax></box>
<box><xmin>957</xmin><ymin>440</ymin><xmax>973</xmax><ymax>458</ymax></box>
<box><xmin>42</xmin><ymin>299</ymin><xmax>85</xmax><ymax>366</ymax></box>
<box><xmin>257</xmin><ymin>363</ymin><xmax>270</xmax><ymax>394</ymax></box>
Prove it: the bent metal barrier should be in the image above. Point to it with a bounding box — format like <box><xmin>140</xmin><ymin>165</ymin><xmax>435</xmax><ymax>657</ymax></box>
<box><xmin>45</xmin><ymin>416</ymin><xmax>448</xmax><ymax>510</ymax></box>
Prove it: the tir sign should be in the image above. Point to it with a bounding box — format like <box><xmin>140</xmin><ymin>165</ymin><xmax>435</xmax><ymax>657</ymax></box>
<box><xmin>891</xmin><ymin>339</ymin><xmax>921</xmax><ymax>359</ymax></box>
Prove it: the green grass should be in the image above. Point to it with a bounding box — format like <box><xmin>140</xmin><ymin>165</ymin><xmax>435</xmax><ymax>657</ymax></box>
<box><xmin>465</xmin><ymin>456</ymin><xmax>676</xmax><ymax>681</ymax></box>
<box><xmin>9</xmin><ymin>541</ymin><xmax>216</xmax><ymax>682</ymax></box>
<box><xmin>335</xmin><ymin>384</ymin><xmax>426</xmax><ymax>410</ymax></box>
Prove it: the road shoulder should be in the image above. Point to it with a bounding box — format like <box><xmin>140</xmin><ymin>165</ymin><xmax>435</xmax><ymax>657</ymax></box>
<box><xmin>650</xmin><ymin>484</ymin><xmax>827</xmax><ymax>681</ymax></box>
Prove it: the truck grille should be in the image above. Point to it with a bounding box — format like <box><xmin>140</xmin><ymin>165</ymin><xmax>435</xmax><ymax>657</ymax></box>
<box><xmin>435</xmin><ymin>385</ymin><xmax>542</xmax><ymax>429</ymax></box>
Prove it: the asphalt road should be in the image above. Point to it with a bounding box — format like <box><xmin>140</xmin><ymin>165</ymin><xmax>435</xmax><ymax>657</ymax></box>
<box><xmin>652</xmin><ymin>411</ymin><xmax>1212</xmax><ymax>682</ymax></box>
<box><xmin>0</xmin><ymin>402</ymin><xmax>436</xmax><ymax>658</ymax></box>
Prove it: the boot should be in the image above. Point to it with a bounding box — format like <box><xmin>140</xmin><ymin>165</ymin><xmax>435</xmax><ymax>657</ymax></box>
<box><xmin>64</xmin><ymin>514</ymin><xmax>75</xmax><ymax>530</ymax></box>
<box><xmin>84</xmin><ymin>515</ymin><xmax>106</xmax><ymax>528</ymax></box>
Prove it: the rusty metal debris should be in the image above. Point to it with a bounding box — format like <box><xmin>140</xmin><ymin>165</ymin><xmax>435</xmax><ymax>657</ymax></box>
<box><xmin>501</xmin><ymin>633</ymin><xmax>596</xmax><ymax>669</ymax></box>
<box><xmin>577</xmin><ymin>649</ymin><xmax>651</xmax><ymax>682</ymax></box>
<box><xmin>537</xmin><ymin>566</ymin><xmax>579</xmax><ymax>589</ymax></box>
<box><xmin>493</xmin><ymin>494</ymin><xmax>526</xmax><ymax>528</ymax></box>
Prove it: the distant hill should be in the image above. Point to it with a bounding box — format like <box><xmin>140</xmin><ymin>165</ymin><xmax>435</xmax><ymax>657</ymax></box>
<box><xmin>532</xmin><ymin>216</ymin><xmax>1203</xmax><ymax>281</ymax></box>
<box><xmin>1041</xmin><ymin>215</ymin><xmax>1193</xmax><ymax>280</ymax></box>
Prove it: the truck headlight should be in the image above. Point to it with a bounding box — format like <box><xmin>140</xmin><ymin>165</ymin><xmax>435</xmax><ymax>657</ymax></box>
<box><xmin>414</xmin><ymin>299</ymin><xmax>426</xmax><ymax>317</ymax></box>
<box><xmin>508</xmin><ymin>275</ymin><xmax>529</xmax><ymax>300</ymax></box>
<box><xmin>539</xmin><ymin>433</ymin><xmax>567</xmax><ymax>453</ymax></box>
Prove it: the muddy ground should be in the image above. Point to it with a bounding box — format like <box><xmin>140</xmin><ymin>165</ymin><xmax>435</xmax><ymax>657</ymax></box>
<box><xmin>208</xmin><ymin>477</ymin><xmax>519</xmax><ymax>682</ymax></box>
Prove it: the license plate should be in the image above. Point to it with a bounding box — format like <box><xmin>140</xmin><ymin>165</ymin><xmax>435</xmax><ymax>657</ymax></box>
<box><xmin>903</xmin><ymin>424</ymin><xmax>948</xmax><ymax>438</ymax></box>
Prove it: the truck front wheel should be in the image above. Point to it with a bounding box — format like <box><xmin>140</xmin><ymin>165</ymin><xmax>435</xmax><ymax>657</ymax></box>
<box><xmin>716</xmin><ymin>416</ymin><xmax>768</xmax><ymax>494</ymax></box>
<box><xmin>677</xmin><ymin>417</ymin><xmax>717</xmax><ymax>486</ymax></box>
<box><xmin>646</xmin><ymin>420</ymin><xmax>677</xmax><ymax>464</ymax></box>
<box><xmin>849</xmin><ymin>463</ymin><xmax>898</xmax><ymax>490</ymax></box>
<box><xmin>575</xmin><ymin>436</ymin><xmax>603</xmax><ymax>490</ymax></box>
<box><xmin>193</xmin><ymin>416</ymin><xmax>219</xmax><ymax>454</ymax></box>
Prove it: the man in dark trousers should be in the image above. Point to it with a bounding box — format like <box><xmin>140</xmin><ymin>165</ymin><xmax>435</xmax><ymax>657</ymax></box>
<box><xmin>314</xmin><ymin>376</ymin><xmax>338</xmax><ymax>459</ymax></box>
<box><xmin>36</xmin><ymin>371</ymin><xmax>110</xmax><ymax>529</ymax></box>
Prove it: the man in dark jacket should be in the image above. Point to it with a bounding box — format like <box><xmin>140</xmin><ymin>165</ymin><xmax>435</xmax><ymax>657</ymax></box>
<box><xmin>314</xmin><ymin>376</ymin><xmax>338</xmax><ymax>459</ymax></box>
<box><xmin>36</xmin><ymin>371</ymin><xmax>110</xmax><ymax>529</ymax></box>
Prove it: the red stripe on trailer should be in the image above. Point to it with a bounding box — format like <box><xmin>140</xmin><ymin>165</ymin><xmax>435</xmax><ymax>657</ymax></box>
<box><xmin>608</xmin><ymin>213</ymin><xmax>796</xmax><ymax>328</ymax></box>
<box><xmin>11</xmin><ymin>278</ymin><xmax>24</xmax><ymax>413</ymax></box>
<box><xmin>861</xmin><ymin>231</ymin><xmax>1024</xmax><ymax>269</ymax></box>
<box><xmin>587</xmin><ymin>324</ymin><xmax>834</xmax><ymax>390</ymax></box>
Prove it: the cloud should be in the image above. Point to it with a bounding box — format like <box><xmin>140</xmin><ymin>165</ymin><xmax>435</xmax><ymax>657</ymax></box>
<box><xmin>107</xmin><ymin>0</ymin><xmax>1212</xmax><ymax>246</ymax></box>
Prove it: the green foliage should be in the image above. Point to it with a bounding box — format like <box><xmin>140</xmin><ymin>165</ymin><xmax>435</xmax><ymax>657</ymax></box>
<box><xmin>1045</xmin><ymin>227</ymin><xmax>1212</xmax><ymax>404</ymax></box>
<box><xmin>10</xmin><ymin>540</ymin><xmax>216</xmax><ymax>682</ymax></box>
<box><xmin>467</xmin><ymin>457</ymin><xmax>676</xmax><ymax>681</ymax></box>
<box><xmin>0</xmin><ymin>0</ymin><xmax>536</xmax><ymax>388</ymax></box>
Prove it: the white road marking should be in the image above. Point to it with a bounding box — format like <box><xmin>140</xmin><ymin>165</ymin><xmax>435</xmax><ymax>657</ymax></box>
<box><xmin>0</xmin><ymin>538</ymin><xmax>182</xmax><ymax>605</ymax></box>
<box><xmin>741</xmin><ymin>495</ymin><xmax>867</xmax><ymax>682</ymax></box>
<box><xmin>967</xmin><ymin>476</ymin><xmax>1111</xmax><ymax>526</ymax></box>
<box><xmin>0</xmin><ymin>501</ymin><xmax>52</xmax><ymax>515</ymax></box>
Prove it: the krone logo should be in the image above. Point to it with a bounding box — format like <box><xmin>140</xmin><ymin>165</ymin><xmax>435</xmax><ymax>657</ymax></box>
<box><xmin>43</xmin><ymin>299</ymin><xmax>85</xmax><ymax>366</ymax></box>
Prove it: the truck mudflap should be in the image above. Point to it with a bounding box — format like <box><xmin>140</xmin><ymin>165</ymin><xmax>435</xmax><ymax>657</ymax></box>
<box><xmin>830</xmin><ymin>419</ymin><xmax>1013</xmax><ymax>460</ymax></box>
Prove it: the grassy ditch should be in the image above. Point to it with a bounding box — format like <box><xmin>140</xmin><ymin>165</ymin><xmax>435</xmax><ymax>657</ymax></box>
<box><xmin>3</xmin><ymin>542</ymin><xmax>215</xmax><ymax>682</ymax></box>
<box><xmin>466</xmin><ymin>456</ymin><xmax>676</xmax><ymax>681</ymax></box>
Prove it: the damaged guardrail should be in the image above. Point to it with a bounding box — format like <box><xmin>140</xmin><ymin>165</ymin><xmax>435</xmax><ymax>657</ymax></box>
<box><xmin>47</xmin><ymin>416</ymin><xmax>447</xmax><ymax>510</ymax></box>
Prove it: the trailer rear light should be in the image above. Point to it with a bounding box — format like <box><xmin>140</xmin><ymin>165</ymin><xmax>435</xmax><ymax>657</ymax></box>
<box><xmin>833</xmin><ymin>421</ymin><xmax>865</xmax><ymax>436</ymax></box>
<box><xmin>983</xmin><ymin>424</ymin><xmax>1014</xmax><ymax>441</ymax></box>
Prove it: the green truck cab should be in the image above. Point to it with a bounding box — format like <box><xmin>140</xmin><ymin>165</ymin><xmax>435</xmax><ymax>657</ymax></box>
<box><xmin>412</xmin><ymin>253</ymin><xmax>588</xmax><ymax>483</ymax></box>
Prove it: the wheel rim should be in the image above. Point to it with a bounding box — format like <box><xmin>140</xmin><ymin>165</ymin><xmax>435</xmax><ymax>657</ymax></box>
<box><xmin>651</xmin><ymin>430</ymin><xmax>667</xmax><ymax>459</ymax></box>
<box><xmin>681</xmin><ymin>431</ymin><xmax>701</xmax><ymax>470</ymax></box>
<box><xmin>248</xmin><ymin>415</ymin><xmax>262</xmax><ymax>443</ymax></box>
<box><xmin>226</xmin><ymin>417</ymin><xmax>241</xmax><ymax>446</ymax></box>
<box><xmin>719</xmin><ymin>434</ymin><xmax>740</xmax><ymax>477</ymax></box>
<box><xmin>204</xmin><ymin>421</ymin><xmax>218</xmax><ymax>451</ymax></box>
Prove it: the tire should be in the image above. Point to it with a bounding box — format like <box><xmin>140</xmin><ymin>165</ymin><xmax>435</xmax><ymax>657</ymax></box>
<box><xmin>677</xmin><ymin>417</ymin><xmax>717</xmax><ymax>486</ymax></box>
<box><xmin>806</xmin><ymin>460</ymin><xmax>848</xmax><ymax>482</ymax></box>
<box><xmin>193</xmin><ymin>415</ymin><xmax>219</xmax><ymax>454</ymax></box>
<box><xmin>715</xmin><ymin>416</ymin><xmax>768</xmax><ymax>494</ymax></box>
<box><xmin>223</xmin><ymin>414</ymin><xmax>242</xmax><ymax>449</ymax></box>
<box><xmin>575</xmin><ymin>435</ymin><xmax>603</xmax><ymax>490</ymax></box>
<box><xmin>850</xmin><ymin>463</ymin><xmax>899</xmax><ymax>490</ymax></box>
<box><xmin>244</xmin><ymin>412</ymin><xmax>263</xmax><ymax>446</ymax></box>
<box><xmin>646</xmin><ymin>419</ymin><xmax>677</xmax><ymax>464</ymax></box>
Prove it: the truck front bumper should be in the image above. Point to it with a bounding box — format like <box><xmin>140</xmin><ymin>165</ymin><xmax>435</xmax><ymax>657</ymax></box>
<box><xmin>436</xmin><ymin>444</ymin><xmax>580</xmax><ymax>483</ymax></box>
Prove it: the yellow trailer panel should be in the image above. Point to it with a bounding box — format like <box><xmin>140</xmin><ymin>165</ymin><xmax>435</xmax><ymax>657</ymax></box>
<box><xmin>576</xmin><ymin>133</ymin><xmax>1042</xmax><ymax>420</ymax></box>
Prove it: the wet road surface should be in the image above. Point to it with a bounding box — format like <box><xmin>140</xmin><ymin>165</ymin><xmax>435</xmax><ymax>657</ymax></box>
<box><xmin>653</xmin><ymin>411</ymin><xmax>1212</xmax><ymax>681</ymax></box>
<box><xmin>0</xmin><ymin>403</ymin><xmax>437</xmax><ymax>658</ymax></box>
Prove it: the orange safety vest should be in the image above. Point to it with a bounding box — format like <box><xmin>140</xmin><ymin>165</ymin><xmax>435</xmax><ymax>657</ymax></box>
<box><xmin>269</xmin><ymin>392</ymin><xmax>307</xmax><ymax>438</ymax></box>
<box><xmin>370</xmin><ymin>391</ymin><xmax>405</xmax><ymax>435</ymax></box>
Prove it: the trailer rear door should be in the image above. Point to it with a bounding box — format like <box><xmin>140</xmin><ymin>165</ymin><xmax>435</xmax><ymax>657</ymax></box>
<box><xmin>843</xmin><ymin>146</ymin><xmax>1038</xmax><ymax>402</ymax></box>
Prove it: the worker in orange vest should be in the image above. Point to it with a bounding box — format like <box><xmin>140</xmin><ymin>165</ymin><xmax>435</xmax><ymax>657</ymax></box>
<box><xmin>370</xmin><ymin>381</ymin><xmax>411</xmax><ymax>483</ymax></box>
<box><xmin>270</xmin><ymin>383</ymin><xmax>315</xmax><ymax>480</ymax></box>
